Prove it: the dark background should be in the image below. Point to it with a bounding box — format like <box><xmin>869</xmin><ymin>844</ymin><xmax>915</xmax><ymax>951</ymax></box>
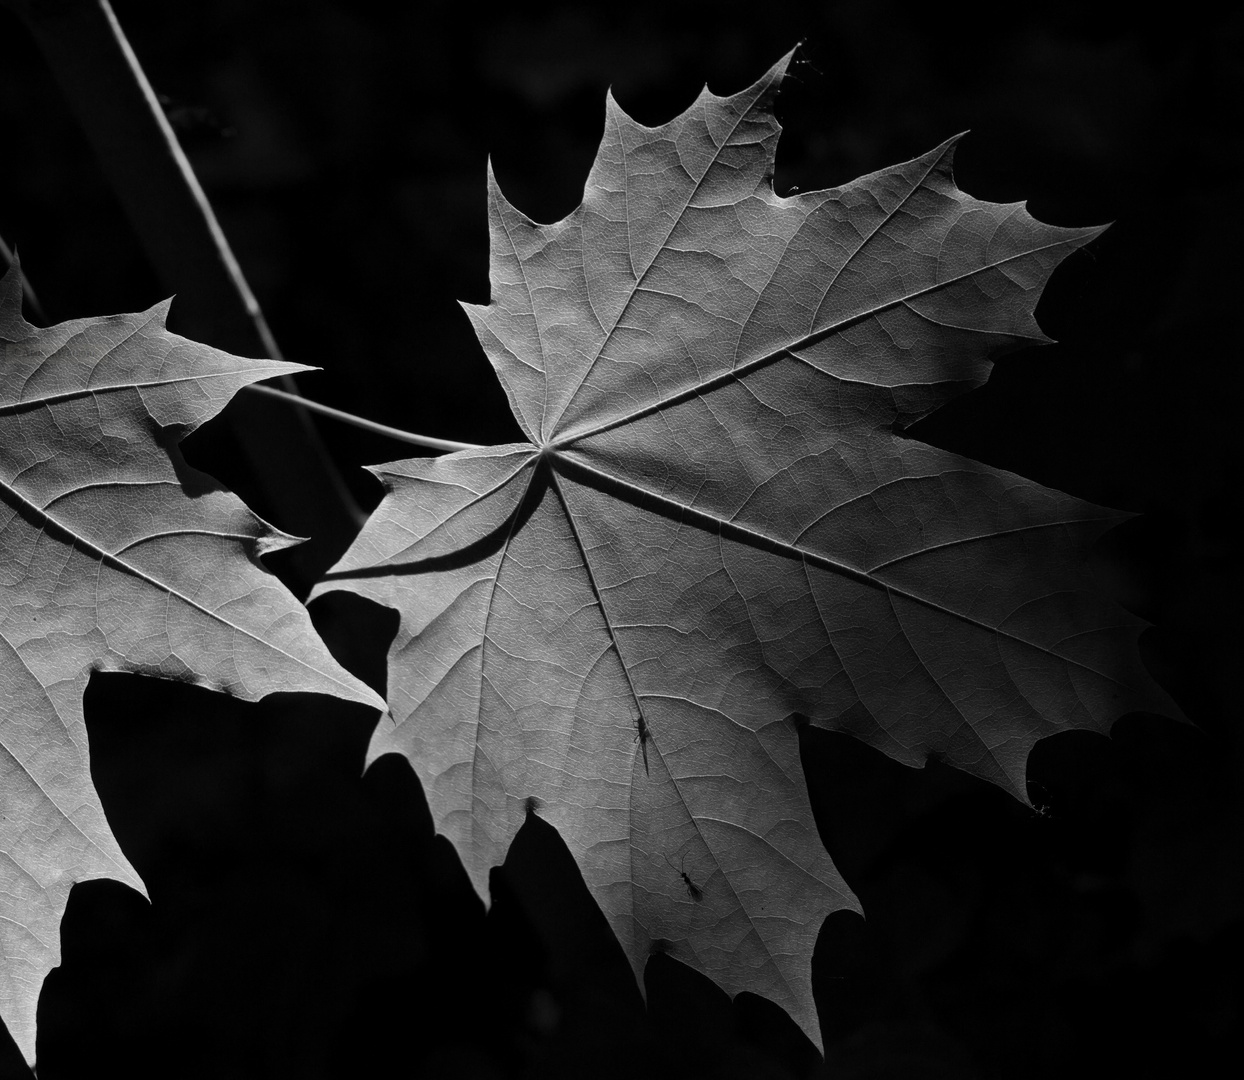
<box><xmin>1</xmin><ymin>1</ymin><xmax>1241</xmax><ymax>1076</ymax></box>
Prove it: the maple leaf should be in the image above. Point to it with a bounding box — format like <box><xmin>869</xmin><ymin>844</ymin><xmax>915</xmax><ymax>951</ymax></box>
<box><xmin>0</xmin><ymin>263</ymin><xmax>384</xmax><ymax>1066</ymax></box>
<box><xmin>314</xmin><ymin>52</ymin><xmax>1178</xmax><ymax>1046</ymax></box>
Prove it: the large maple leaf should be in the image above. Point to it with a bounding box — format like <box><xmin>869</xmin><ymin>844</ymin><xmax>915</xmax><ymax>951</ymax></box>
<box><xmin>315</xmin><ymin>52</ymin><xmax>1177</xmax><ymax>1046</ymax></box>
<box><xmin>0</xmin><ymin>264</ymin><xmax>384</xmax><ymax>1066</ymax></box>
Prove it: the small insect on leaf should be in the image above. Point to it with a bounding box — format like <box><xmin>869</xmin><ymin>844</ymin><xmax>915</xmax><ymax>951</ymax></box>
<box><xmin>664</xmin><ymin>852</ymin><xmax>704</xmax><ymax>903</ymax></box>
<box><xmin>635</xmin><ymin>715</ymin><xmax>650</xmax><ymax>776</ymax></box>
<box><xmin>315</xmin><ymin>47</ymin><xmax>1179</xmax><ymax>1051</ymax></box>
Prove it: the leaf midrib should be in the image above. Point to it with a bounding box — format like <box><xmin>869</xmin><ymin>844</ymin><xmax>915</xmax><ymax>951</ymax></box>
<box><xmin>549</xmin><ymin>234</ymin><xmax>1080</xmax><ymax>450</ymax></box>
<box><xmin>551</xmin><ymin>452</ymin><xmax>1131</xmax><ymax>690</ymax></box>
<box><xmin>0</xmin><ymin>367</ymin><xmax>288</xmax><ymax>417</ymax></box>
<box><xmin>550</xmin><ymin>466</ymin><xmax>809</xmax><ymax>1007</ymax></box>
<box><xmin>545</xmin><ymin>72</ymin><xmax>780</xmax><ymax>440</ymax></box>
<box><xmin>0</xmin><ymin>471</ymin><xmax>361</xmax><ymax>699</ymax></box>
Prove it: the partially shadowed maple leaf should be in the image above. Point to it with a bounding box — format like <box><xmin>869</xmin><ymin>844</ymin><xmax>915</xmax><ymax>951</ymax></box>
<box><xmin>0</xmin><ymin>263</ymin><xmax>383</xmax><ymax>1066</ymax></box>
<box><xmin>315</xmin><ymin>51</ymin><xmax>1179</xmax><ymax>1047</ymax></box>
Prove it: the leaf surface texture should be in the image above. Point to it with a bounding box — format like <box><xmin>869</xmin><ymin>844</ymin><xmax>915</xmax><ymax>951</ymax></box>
<box><xmin>0</xmin><ymin>266</ymin><xmax>383</xmax><ymax>1064</ymax></box>
<box><xmin>316</xmin><ymin>53</ymin><xmax>1176</xmax><ymax>1045</ymax></box>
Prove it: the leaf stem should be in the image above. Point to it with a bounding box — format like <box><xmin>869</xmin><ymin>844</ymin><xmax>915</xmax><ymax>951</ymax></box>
<box><xmin>248</xmin><ymin>383</ymin><xmax>482</xmax><ymax>452</ymax></box>
<box><xmin>83</xmin><ymin>0</ymin><xmax>369</xmax><ymax>519</ymax></box>
<box><xmin>7</xmin><ymin>0</ymin><xmax>371</xmax><ymax>543</ymax></box>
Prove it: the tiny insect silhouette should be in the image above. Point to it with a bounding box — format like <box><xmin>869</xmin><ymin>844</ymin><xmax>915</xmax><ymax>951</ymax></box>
<box><xmin>635</xmin><ymin>715</ymin><xmax>650</xmax><ymax>776</ymax></box>
<box><xmin>663</xmin><ymin>852</ymin><xmax>704</xmax><ymax>903</ymax></box>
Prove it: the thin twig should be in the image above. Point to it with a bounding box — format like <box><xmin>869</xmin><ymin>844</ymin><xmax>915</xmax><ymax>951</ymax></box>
<box><xmin>0</xmin><ymin>239</ymin><xmax>472</xmax><ymax>455</ymax></box>
<box><xmin>9</xmin><ymin>0</ymin><xmax>374</xmax><ymax>547</ymax></box>
<box><xmin>91</xmin><ymin>2</ymin><xmax>282</xmax><ymax>358</ymax></box>
<box><xmin>0</xmin><ymin>242</ymin><xmax>470</xmax><ymax>453</ymax></box>
<box><xmin>85</xmin><ymin>0</ymin><xmax>368</xmax><ymax>523</ymax></box>
<box><xmin>248</xmin><ymin>383</ymin><xmax>482</xmax><ymax>453</ymax></box>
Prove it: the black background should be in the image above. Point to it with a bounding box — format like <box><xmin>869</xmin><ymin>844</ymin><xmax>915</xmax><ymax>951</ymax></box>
<box><xmin>1</xmin><ymin>1</ymin><xmax>1241</xmax><ymax>1076</ymax></box>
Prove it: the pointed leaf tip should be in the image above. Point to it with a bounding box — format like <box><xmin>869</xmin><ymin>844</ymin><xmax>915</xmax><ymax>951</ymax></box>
<box><xmin>0</xmin><ymin>258</ymin><xmax>30</xmax><ymax>338</ymax></box>
<box><xmin>325</xmin><ymin>53</ymin><xmax>1175</xmax><ymax>1054</ymax></box>
<box><xmin>1</xmin><ymin>285</ymin><xmax>387</xmax><ymax>1056</ymax></box>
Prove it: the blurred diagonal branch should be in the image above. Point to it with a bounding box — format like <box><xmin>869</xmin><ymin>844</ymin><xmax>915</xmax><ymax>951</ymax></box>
<box><xmin>2</xmin><ymin>0</ymin><xmax>365</xmax><ymax>585</ymax></box>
